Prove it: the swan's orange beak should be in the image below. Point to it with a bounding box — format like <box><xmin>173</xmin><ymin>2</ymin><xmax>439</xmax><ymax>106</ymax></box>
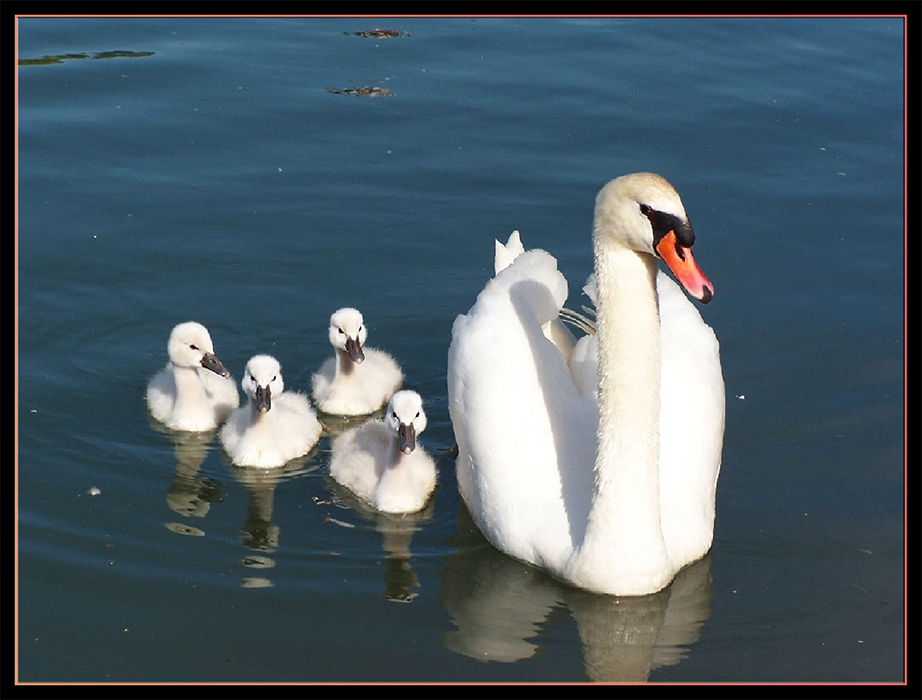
<box><xmin>656</xmin><ymin>231</ymin><xmax>714</xmax><ymax>304</ymax></box>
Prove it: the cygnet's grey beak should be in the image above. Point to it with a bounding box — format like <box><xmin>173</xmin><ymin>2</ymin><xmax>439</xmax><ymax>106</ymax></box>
<box><xmin>200</xmin><ymin>352</ymin><xmax>231</xmax><ymax>378</ymax></box>
<box><xmin>254</xmin><ymin>383</ymin><xmax>272</xmax><ymax>413</ymax></box>
<box><xmin>397</xmin><ymin>422</ymin><xmax>416</xmax><ymax>455</ymax></box>
<box><xmin>345</xmin><ymin>337</ymin><xmax>365</xmax><ymax>364</ymax></box>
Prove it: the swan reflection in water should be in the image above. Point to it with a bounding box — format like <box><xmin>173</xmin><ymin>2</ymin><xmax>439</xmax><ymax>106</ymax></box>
<box><xmin>152</xmin><ymin>411</ymin><xmax>319</xmax><ymax>587</ymax></box>
<box><xmin>313</xmin><ymin>405</ymin><xmax>386</xmax><ymax>440</ymax></box>
<box><xmin>148</xmin><ymin>419</ymin><xmax>227</xmax><ymax>526</ymax></box>
<box><xmin>227</xmin><ymin>453</ymin><xmax>319</xmax><ymax>588</ymax></box>
<box><xmin>153</xmin><ymin>423</ymin><xmax>711</xmax><ymax>677</ymax></box>
<box><xmin>324</xmin><ymin>475</ymin><xmax>435</xmax><ymax>603</ymax></box>
<box><xmin>439</xmin><ymin>505</ymin><xmax>714</xmax><ymax>682</ymax></box>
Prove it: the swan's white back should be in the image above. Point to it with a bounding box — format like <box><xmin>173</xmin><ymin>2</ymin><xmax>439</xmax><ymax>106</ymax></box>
<box><xmin>146</xmin><ymin>321</ymin><xmax>239</xmax><ymax>432</ymax></box>
<box><xmin>448</xmin><ymin>173</ymin><xmax>725</xmax><ymax>596</ymax></box>
<box><xmin>329</xmin><ymin>390</ymin><xmax>437</xmax><ymax>513</ymax></box>
<box><xmin>221</xmin><ymin>354</ymin><xmax>322</xmax><ymax>468</ymax></box>
<box><xmin>312</xmin><ymin>307</ymin><xmax>404</xmax><ymax>415</ymax></box>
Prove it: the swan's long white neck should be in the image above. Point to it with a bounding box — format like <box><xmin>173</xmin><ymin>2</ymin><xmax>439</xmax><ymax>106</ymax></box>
<box><xmin>568</xmin><ymin>234</ymin><xmax>673</xmax><ymax>593</ymax></box>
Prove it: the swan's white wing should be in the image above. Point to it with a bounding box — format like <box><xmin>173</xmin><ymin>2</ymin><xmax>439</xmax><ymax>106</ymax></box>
<box><xmin>448</xmin><ymin>249</ymin><xmax>597</xmax><ymax>568</ymax></box>
<box><xmin>656</xmin><ymin>273</ymin><xmax>725</xmax><ymax>568</ymax></box>
<box><xmin>330</xmin><ymin>421</ymin><xmax>390</xmax><ymax>501</ymax></box>
<box><xmin>569</xmin><ymin>334</ymin><xmax>598</xmax><ymax>403</ymax></box>
<box><xmin>147</xmin><ymin>364</ymin><xmax>238</xmax><ymax>432</ymax></box>
<box><xmin>360</xmin><ymin>348</ymin><xmax>405</xmax><ymax>409</ymax></box>
<box><xmin>497</xmin><ymin>230</ymin><xmax>579</xmax><ymax>362</ymax></box>
<box><xmin>146</xmin><ymin>365</ymin><xmax>177</xmax><ymax>424</ymax></box>
<box><xmin>582</xmin><ymin>274</ymin><xmax>598</xmax><ymax>306</ymax></box>
<box><xmin>310</xmin><ymin>356</ymin><xmax>337</xmax><ymax>404</ymax></box>
<box><xmin>198</xmin><ymin>367</ymin><xmax>240</xmax><ymax>423</ymax></box>
<box><xmin>543</xmin><ymin>316</ymin><xmax>577</xmax><ymax>365</ymax></box>
<box><xmin>275</xmin><ymin>392</ymin><xmax>322</xmax><ymax>441</ymax></box>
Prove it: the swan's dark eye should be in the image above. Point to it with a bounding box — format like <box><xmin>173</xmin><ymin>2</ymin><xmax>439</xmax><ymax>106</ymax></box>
<box><xmin>392</xmin><ymin>412</ymin><xmax>398</xmax><ymax>420</ymax></box>
<box><xmin>337</xmin><ymin>328</ymin><xmax>345</xmax><ymax>334</ymax></box>
<box><xmin>190</xmin><ymin>344</ymin><xmax>199</xmax><ymax>350</ymax></box>
<box><xmin>640</xmin><ymin>203</ymin><xmax>695</xmax><ymax>248</ymax></box>
<box><xmin>415</xmin><ymin>412</ymin><xmax>420</xmax><ymax>419</ymax></box>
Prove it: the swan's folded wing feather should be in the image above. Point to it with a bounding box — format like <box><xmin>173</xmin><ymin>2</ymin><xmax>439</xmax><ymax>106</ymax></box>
<box><xmin>146</xmin><ymin>365</ymin><xmax>177</xmax><ymax>423</ymax></box>
<box><xmin>448</xmin><ymin>249</ymin><xmax>596</xmax><ymax>564</ymax></box>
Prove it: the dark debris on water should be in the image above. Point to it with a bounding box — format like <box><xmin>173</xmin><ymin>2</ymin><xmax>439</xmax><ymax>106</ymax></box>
<box><xmin>325</xmin><ymin>87</ymin><xmax>392</xmax><ymax>99</ymax></box>
<box><xmin>19</xmin><ymin>50</ymin><xmax>155</xmax><ymax>66</ymax></box>
<box><xmin>344</xmin><ymin>28</ymin><xmax>410</xmax><ymax>39</ymax></box>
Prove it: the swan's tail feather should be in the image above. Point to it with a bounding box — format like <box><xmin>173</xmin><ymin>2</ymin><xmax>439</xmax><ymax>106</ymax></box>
<box><xmin>494</xmin><ymin>230</ymin><xmax>526</xmax><ymax>276</ymax></box>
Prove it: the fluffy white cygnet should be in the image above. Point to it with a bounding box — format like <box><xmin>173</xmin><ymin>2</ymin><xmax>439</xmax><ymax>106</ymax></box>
<box><xmin>146</xmin><ymin>321</ymin><xmax>240</xmax><ymax>432</ymax></box>
<box><xmin>311</xmin><ymin>307</ymin><xmax>404</xmax><ymax>415</ymax></box>
<box><xmin>329</xmin><ymin>390</ymin><xmax>437</xmax><ymax>513</ymax></box>
<box><xmin>220</xmin><ymin>354</ymin><xmax>323</xmax><ymax>468</ymax></box>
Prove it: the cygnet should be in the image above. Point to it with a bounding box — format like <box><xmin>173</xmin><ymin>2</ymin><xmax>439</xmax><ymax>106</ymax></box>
<box><xmin>221</xmin><ymin>354</ymin><xmax>323</xmax><ymax>468</ymax></box>
<box><xmin>311</xmin><ymin>307</ymin><xmax>404</xmax><ymax>415</ymax></box>
<box><xmin>329</xmin><ymin>390</ymin><xmax>436</xmax><ymax>513</ymax></box>
<box><xmin>146</xmin><ymin>321</ymin><xmax>239</xmax><ymax>432</ymax></box>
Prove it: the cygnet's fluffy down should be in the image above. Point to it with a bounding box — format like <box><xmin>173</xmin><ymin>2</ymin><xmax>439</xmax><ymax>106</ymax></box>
<box><xmin>329</xmin><ymin>390</ymin><xmax>436</xmax><ymax>513</ymax></box>
<box><xmin>146</xmin><ymin>321</ymin><xmax>240</xmax><ymax>432</ymax></box>
<box><xmin>221</xmin><ymin>354</ymin><xmax>323</xmax><ymax>468</ymax></box>
<box><xmin>311</xmin><ymin>307</ymin><xmax>404</xmax><ymax>416</ymax></box>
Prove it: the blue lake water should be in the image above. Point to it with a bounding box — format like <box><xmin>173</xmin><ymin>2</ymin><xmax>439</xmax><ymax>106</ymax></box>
<box><xmin>16</xmin><ymin>16</ymin><xmax>905</xmax><ymax>684</ymax></box>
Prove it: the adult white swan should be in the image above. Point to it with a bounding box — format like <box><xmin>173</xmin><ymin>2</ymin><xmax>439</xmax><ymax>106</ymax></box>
<box><xmin>447</xmin><ymin>173</ymin><xmax>725</xmax><ymax>596</ymax></box>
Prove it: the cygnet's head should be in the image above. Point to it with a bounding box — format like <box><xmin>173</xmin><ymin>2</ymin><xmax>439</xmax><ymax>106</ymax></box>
<box><xmin>385</xmin><ymin>390</ymin><xmax>428</xmax><ymax>455</ymax></box>
<box><xmin>242</xmin><ymin>354</ymin><xmax>284</xmax><ymax>413</ymax></box>
<box><xmin>328</xmin><ymin>307</ymin><xmax>367</xmax><ymax>364</ymax></box>
<box><xmin>168</xmin><ymin>321</ymin><xmax>231</xmax><ymax>377</ymax></box>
